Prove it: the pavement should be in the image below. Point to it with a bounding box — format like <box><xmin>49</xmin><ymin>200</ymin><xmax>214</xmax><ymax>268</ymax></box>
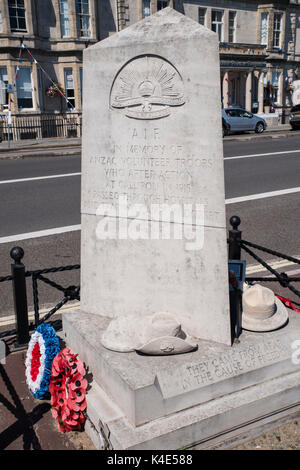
<box><xmin>233</xmin><ymin>420</ymin><xmax>300</xmax><ymax>450</ymax></box>
<box><xmin>0</xmin><ymin>342</ymin><xmax>95</xmax><ymax>450</ymax></box>
<box><xmin>0</xmin><ymin>137</ymin><xmax>81</xmax><ymax>159</ymax></box>
<box><xmin>1</xmin><ymin>329</ymin><xmax>300</xmax><ymax>450</ymax></box>
<box><xmin>224</xmin><ymin>123</ymin><xmax>293</xmax><ymax>141</ymax></box>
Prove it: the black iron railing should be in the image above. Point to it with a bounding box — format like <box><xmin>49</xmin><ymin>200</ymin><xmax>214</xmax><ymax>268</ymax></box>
<box><xmin>228</xmin><ymin>215</ymin><xmax>300</xmax><ymax>299</ymax></box>
<box><xmin>0</xmin><ymin>113</ymin><xmax>82</xmax><ymax>141</ymax></box>
<box><xmin>0</xmin><ymin>216</ymin><xmax>299</xmax><ymax>347</ymax></box>
<box><xmin>0</xmin><ymin>247</ymin><xmax>80</xmax><ymax>347</ymax></box>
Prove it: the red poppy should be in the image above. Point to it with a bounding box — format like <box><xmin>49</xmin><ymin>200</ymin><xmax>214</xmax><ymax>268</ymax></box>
<box><xmin>49</xmin><ymin>348</ymin><xmax>87</xmax><ymax>433</ymax></box>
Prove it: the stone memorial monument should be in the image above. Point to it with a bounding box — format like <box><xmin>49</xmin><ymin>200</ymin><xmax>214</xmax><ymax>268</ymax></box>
<box><xmin>63</xmin><ymin>8</ymin><xmax>300</xmax><ymax>449</ymax></box>
<box><xmin>79</xmin><ymin>6</ymin><xmax>231</xmax><ymax>348</ymax></box>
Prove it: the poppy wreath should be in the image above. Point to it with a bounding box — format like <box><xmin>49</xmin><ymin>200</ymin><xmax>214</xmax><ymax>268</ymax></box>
<box><xmin>25</xmin><ymin>323</ymin><xmax>60</xmax><ymax>400</ymax></box>
<box><xmin>49</xmin><ymin>348</ymin><xmax>87</xmax><ymax>433</ymax></box>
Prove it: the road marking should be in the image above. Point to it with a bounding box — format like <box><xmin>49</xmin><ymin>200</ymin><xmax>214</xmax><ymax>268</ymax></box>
<box><xmin>246</xmin><ymin>256</ymin><xmax>300</xmax><ymax>274</ymax></box>
<box><xmin>278</xmin><ymin>267</ymin><xmax>300</xmax><ymax>277</ymax></box>
<box><xmin>0</xmin><ymin>225</ymin><xmax>81</xmax><ymax>244</ymax></box>
<box><xmin>226</xmin><ymin>187</ymin><xmax>300</xmax><ymax>204</ymax></box>
<box><xmin>0</xmin><ymin>147</ymin><xmax>298</xmax><ymax>184</ymax></box>
<box><xmin>224</xmin><ymin>149</ymin><xmax>300</xmax><ymax>160</ymax></box>
<box><xmin>0</xmin><ymin>148</ymin><xmax>298</xmax><ymax>184</ymax></box>
<box><xmin>0</xmin><ymin>188</ymin><xmax>299</xmax><ymax>243</ymax></box>
<box><xmin>0</xmin><ymin>172</ymin><xmax>81</xmax><ymax>185</ymax></box>
<box><xmin>0</xmin><ymin>302</ymin><xmax>80</xmax><ymax>329</ymax></box>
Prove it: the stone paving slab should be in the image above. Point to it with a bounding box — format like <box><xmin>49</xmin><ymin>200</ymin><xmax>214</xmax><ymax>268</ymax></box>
<box><xmin>233</xmin><ymin>419</ymin><xmax>300</xmax><ymax>450</ymax></box>
<box><xmin>0</xmin><ymin>137</ymin><xmax>81</xmax><ymax>152</ymax></box>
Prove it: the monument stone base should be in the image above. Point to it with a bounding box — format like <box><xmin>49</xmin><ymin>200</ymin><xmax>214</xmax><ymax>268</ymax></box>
<box><xmin>62</xmin><ymin>310</ymin><xmax>300</xmax><ymax>450</ymax></box>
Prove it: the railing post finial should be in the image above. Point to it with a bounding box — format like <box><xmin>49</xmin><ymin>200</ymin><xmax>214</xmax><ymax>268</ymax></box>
<box><xmin>230</xmin><ymin>215</ymin><xmax>241</xmax><ymax>231</ymax></box>
<box><xmin>10</xmin><ymin>246</ymin><xmax>25</xmax><ymax>264</ymax></box>
<box><xmin>10</xmin><ymin>246</ymin><xmax>29</xmax><ymax>347</ymax></box>
<box><xmin>229</xmin><ymin>216</ymin><xmax>242</xmax><ymax>260</ymax></box>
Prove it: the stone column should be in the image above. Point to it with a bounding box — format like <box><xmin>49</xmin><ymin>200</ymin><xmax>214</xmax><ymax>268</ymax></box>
<box><xmin>265</xmin><ymin>68</ymin><xmax>272</xmax><ymax>113</ymax></box>
<box><xmin>286</xmin><ymin>68</ymin><xmax>295</xmax><ymax>106</ymax></box>
<box><xmin>223</xmin><ymin>10</ymin><xmax>229</xmax><ymax>43</ymax></box>
<box><xmin>52</xmin><ymin>0</ymin><xmax>62</xmax><ymax>39</ymax></box>
<box><xmin>89</xmin><ymin>0</ymin><xmax>97</xmax><ymax>39</ymax></box>
<box><xmin>288</xmin><ymin>12</ymin><xmax>296</xmax><ymax>61</ymax></box>
<box><xmin>32</xmin><ymin>60</ymin><xmax>41</xmax><ymax>112</ymax></box>
<box><xmin>222</xmin><ymin>71</ymin><xmax>229</xmax><ymax>108</ymax></box>
<box><xmin>258</xmin><ymin>71</ymin><xmax>264</xmax><ymax>114</ymax></box>
<box><xmin>25</xmin><ymin>0</ymin><xmax>34</xmax><ymax>35</ymax></box>
<box><xmin>245</xmin><ymin>70</ymin><xmax>252</xmax><ymax>111</ymax></box>
<box><xmin>7</xmin><ymin>63</ymin><xmax>17</xmax><ymax>113</ymax></box>
<box><xmin>137</xmin><ymin>0</ymin><xmax>142</xmax><ymax>20</ymax></box>
<box><xmin>73</xmin><ymin>62</ymin><xmax>81</xmax><ymax>112</ymax></box>
<box><xmin>206</xmin><ymin>8</ymin><xmax>212</xmax><ymax>30</ymax></box>
<box><xmin>151</xmin><ymin>0</ymin><xmax>157</xmax><ymax>14</ymax></box>
<box><xmin>68</xmin><ymin>0</ymin><xmax>77</xmax><ymax>38</ymax></box>
<box><xmin>0</xmin><ymin>0</ymin><xmax>11</xmax><ymax>34</ymax></box>
<box><xmin>278</xmin><ymin>70</ymin><xmax>284</xmax><ymax>107</ymax></box>
<box><xmin>238</xmin><ymin>72</ymin><xmax>244</xmax><ymax>107</ymax></box>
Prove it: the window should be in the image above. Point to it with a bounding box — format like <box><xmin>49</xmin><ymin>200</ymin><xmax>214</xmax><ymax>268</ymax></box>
<box><xmin>16</xmin><ymin>67</ymin><xmax>33</xmax><ymax>109</ymax></box>
<box><xmin>60</xmin><ymin>0</ymin><xmax>70</xmax><ymax>37</ymax></box>
<box><xmin>260</xmin><ymin>12</ymin><xmax>269</xmax><ymax>45</ymax></box>
<box><xmin>0</xmin><ymin>67</ymin><xmax>8</xmax><ymax>107</ymax></box>
<box><xmin>142</xmin><ymin>0</ymin><xmax>151</xmax><ymax>18</ymax></box>
<box><xmin>0</xmin><ymin>9</ymin><xmax>3</xmax><ymax>32</ymax></box>
<box><xmin>211</xmin><ymin>10</ymin><xmax>223</xmax><ymax>41</ymax></box>
<box><xmin>8</xmin><ymin>0</ymin><xmax>26</xmax><ymax>32</ymax></box>
<box><xmin>198</xmin><ymin>8</ymin><xmax>206</xmax><ymax>26</ymax></box>
<box><xmin>225</xmin><ymin>109</ymin><xmax>239</xmax><ymax>117</ymax></box>
<box><xmin>238</xmin><ymin>110</ymin><xmax>252</xmax><ymax>118</ymax></box>
<box><xmin>76</xmin><ymin>0</ymin><xmax>90</xmax><ymax>37</ymax></box>
<box><xmin>157</xmin><ymin>1</ymin><xmax>169</xmax><ymax>10</ymax></box>
<box><xmin>273</xmin><ymin>13</ymin><xmax>282</xmax><ymax>48</ymax></box>
<box><xmin>64</xmin><ymin>68</ymin><xmax>75</xmax><ymax>109</ymax></box>
<box><xmin>228</xmin><ymin>11</ymin><xmax>236</xmax><ymax>43</ymax></box>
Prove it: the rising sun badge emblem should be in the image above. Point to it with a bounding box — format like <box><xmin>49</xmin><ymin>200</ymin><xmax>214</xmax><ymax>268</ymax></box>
<box><xmin>110</xmin><ymin>55</ymin><xmax>185</xmax><ymax>120</ymax></box>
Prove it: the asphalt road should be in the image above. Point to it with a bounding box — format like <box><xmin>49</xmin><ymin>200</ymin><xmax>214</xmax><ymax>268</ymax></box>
<box><xmin>0</xmin><ymin>134</ymin><xmax>299</xmax><ymax>320</ymax></box>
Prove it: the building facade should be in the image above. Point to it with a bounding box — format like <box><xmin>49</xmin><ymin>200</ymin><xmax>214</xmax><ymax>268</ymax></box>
<box><xmin>0</xmin><ymin>0</ymin><xmax>300</xmax><ymax>126</ymax></box>
<box><xmin>133</xmin><ymin>0</ymin><xmax>300</xmax><ymax>114</ymax></box>
<box><xmin>178</xmin><ymin>0</ymin><xmax>300</xmax><ymax>114</ymax></box>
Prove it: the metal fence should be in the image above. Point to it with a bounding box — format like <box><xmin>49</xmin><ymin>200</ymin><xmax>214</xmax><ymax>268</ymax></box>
<box><xmin>0</xmin><ymin>216</ymin><xmax>299</xmax><ymax>348</ymax></box>
<box><xmin>0</xmin><ymin>247</ymin><xmax>80</xmax><ymax>347</ymax></box>
<box><xmin>228</xmin><ymin>216</ymin><xmax>300</xmax><ymax>298</ymax></box>
<box><xmin>0</xmin><ymin>113</ymin><xmax>82</xmax><ymax>142</ymax></box>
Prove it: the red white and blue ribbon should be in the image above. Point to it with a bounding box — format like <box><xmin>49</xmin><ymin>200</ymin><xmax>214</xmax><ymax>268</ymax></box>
<box><xmin>25</xmin><ymin>323</ymin><xmax>60</xmax><ymax>400</ymax></box>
